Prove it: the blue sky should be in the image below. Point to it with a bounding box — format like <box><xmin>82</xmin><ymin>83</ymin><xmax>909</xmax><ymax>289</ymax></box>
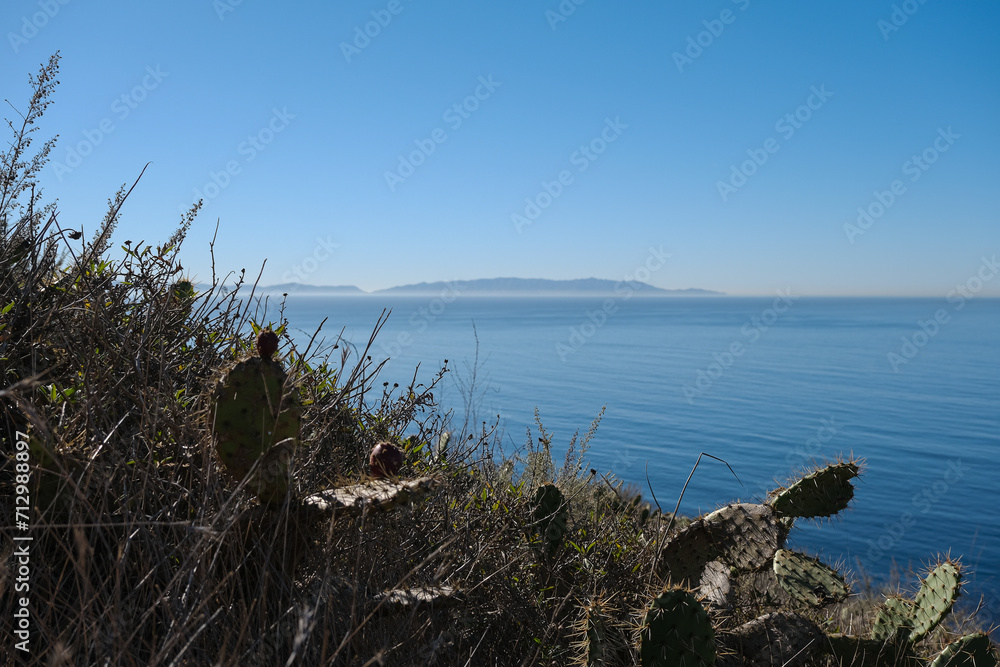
<box><xmin>3</xmin><ymin>1</ymin><xmax>998</xmax><ymax>295</ymax></box>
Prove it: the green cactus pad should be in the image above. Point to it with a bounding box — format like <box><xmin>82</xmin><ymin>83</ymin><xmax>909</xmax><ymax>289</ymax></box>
<box><xmin>211</xmin><ymin>356</ymin><xmax>301</xmax><ymax>502</ymax></box>
<box><xmin>659</xmin><ymin>502</ymin><xmax>786</xmax><ymax>586</ymax></box>
<box><xmin>909</xmin><ymin>560</ymin><xmax>962</xmax><ymax>643</ymax></box>
<box><xmin>531</xmin><ymin>483</ymin><xmax>568</xmax><ymax>558</ymax></box>
<box><xmin>638</xmin><ymin>587</ymin><xmax>715</xmax><ymax>667</ymax></box>
<box><xmin>573</xmin><ymin>596</ymin><xmax>624</xmax><ymax>667</ymax></box>
<box><xmin>870</xmin><ymin>595</ymin><xmax>915</xmax><ymax>641</ymax></box>
<box><xmin>929</xmin><ymin>633</ymin><xmax>997</xmax><ymax>667</ymax></box>
<box><xmin>767</xmin><ymin>460</ymin><xmax>860</xmax><ymax>520</ymax></box>
<box><xmin>772</xmin><ymin>549</ymin><xmax>849</xmax><ymax>607</ymax></box>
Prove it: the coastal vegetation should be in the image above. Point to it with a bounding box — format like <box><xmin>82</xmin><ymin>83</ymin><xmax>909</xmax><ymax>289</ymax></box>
<box><xmin>2</xmin><ymin>54</ymin><xmax>997</xmax><ymax>666</ymax></box>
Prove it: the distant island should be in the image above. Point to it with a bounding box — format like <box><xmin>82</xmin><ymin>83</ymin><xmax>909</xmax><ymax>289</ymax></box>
<box><xmin>249</xmin><ymin>278</ymin><xmax>724</xmax><ymax>296</ymax></box>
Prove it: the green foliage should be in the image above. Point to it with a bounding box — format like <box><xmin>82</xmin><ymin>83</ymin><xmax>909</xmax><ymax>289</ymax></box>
<box><xmin>637</xmin><ymin>587</ymin><xmax>715</xmax><ymax>667</ymax></box>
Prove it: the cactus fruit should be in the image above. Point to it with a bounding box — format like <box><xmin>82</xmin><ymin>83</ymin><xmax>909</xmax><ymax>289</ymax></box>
<box><xmin>211</xmin><ymin>352</ymin><xmax>301</xmax><ymax>503</ymax></box>
<box><xmin>730</xmin><ymin>612</ymin><xmax>823</xmax><ymax>667</ymax></box>
<box><xmin>767</xmin><ymin>460</ymin><xmax>861</xmax><ymax>520</ymax></box>
<box><xmin>870</xmin><ymin>596</ymin><xmax>915</xmax><ymax>642</ymax></box>
<box><xmin>638</xmin><ymin>587</ymin><xmax>715</xmax><ymax>667</ymax></box>
<box><xmin>301</xmin><ymin>475</ymin><xmax>441</xmax><ymax>517</ymax></box>
<box><xmin>531</xmin><ymin>483</ymin><xmax>568</xmax><ymax>557</ymax></box>
<box><xmin>909</xmin><ymin>559</ymin><xmax>962</xmax><ymax>643</ymax></box>
<box><xmin>659</xmin><ymin>502</ymin><xmax>786</xmax><ymax>586</ymax></box>
<box><xmin>929</xmin><ymin>633</ymin><xmax>997</xmax><ymax>667</ymax></box>
<box><xmin>369</xmin><ymin>440</ymin><xmax>404</xmax><ymax>478</ymax></box>
<box><xmin>572</xmin><ymin>596</ymin><xmax>625</xmax><ymax>667</ymax></box>
<box><xmin>772</xmin><ymin>549</ymin><xmax>849</xmax><ymax>607</ymax></box>
<box><xmin>256</xmin><ymin>327</ymin><xmax>279</xmax><ymax>360</ymax></box>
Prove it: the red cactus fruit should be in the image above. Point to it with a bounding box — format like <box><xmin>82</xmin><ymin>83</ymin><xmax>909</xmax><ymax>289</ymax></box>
<box><xmin>370</xmin><ymin>441</ymin><xmax>404</xmax><ymax>478</ymax></box>
<box><xmin>257</xmin><ymin>329</ymin><xmax>279</xmax><ymax>360</ymax></box>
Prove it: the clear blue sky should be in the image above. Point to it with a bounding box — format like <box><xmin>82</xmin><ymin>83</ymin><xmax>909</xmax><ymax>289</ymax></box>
<box><xmin>3</xmin><ymin>1</ymin><xmax>998</xmax><ymax>295</ymax></box>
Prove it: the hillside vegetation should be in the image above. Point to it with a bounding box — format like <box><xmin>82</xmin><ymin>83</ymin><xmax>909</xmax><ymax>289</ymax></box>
<box><xmin>1</xmin><ymin>54</ymin><xmax>996</xmax><ymax>666</ymax></box>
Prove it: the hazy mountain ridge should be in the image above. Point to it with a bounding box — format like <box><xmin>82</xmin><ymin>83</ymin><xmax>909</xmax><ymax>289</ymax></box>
<box><xmin>249</xmin><ymin>278</ymin><xmax>724</xmax><ymax>296</ymax></box>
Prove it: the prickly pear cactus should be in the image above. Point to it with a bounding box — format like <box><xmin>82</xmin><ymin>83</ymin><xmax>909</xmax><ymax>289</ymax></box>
<box><xmin>531</xmin><ymin>483</ymin><xmax>568</xmax><ymax>558</ymax></box>
<box><xmin>301</xmin><ymin>476</ymin><xmax>441</xmax><ymax>517</ymax></box>
<box><xmin>870</xmin><ymin>595</ymin><xmax>915</xmax><ymax>642</ymax></box>
<box><xmin>929</xmin><ymin>633</ymin><xmax>998</xmax><ymax>667</ymax></box>
<box><xmin>572</xmin><ymin>596</ymin><xmax>624</xmax><ymax>667</ymax></box>
<box><xmin>211</xmin><ymin>354</ymin><xmax>301</xmax><ymax>503</ymax></box>
<box><xmin>767</xmin><ymin>460</ymin><xmax>860</xmax><ymax>520</ymax></box>
<box><xmin>909</xmin><ymin>560</ymin><xmax>962</xmax><ymax>643</ymax></box>
<box><xmin>638</xmin><ymin>587</ymin><xmax>715</xmax><ymax>667</ymax></box>
<box><xmin>772</xmin><ymin>549</ymin><xmax>849</xmax><ymax>607</ymax></box>
<box><xmin>729</xmin><ymin>612</ymin><xmax>823</xmax><ymax>667</ymax></box>
<box><xmin>659</xmin><ymin>503</ymin><xmax>785</xmax><ymax>586</ymax></box>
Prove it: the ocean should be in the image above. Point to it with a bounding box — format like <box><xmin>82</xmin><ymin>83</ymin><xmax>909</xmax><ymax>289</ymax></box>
<box><xmin>268</xmin><ymin>293</ymin><xmax>1000</xmax><ymax>618</ymax></box>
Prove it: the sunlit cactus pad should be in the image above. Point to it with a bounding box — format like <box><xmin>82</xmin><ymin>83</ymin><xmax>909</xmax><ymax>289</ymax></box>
<box><xmin>301</xmin><ymin>476</ymin><xmax>442</xmax><ymax>517</ymax></box>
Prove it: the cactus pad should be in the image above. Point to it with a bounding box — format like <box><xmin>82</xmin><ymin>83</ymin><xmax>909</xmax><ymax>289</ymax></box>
<box><xmin>731</xmin><ymin>612</ymin><xmax>823</xmax><ymax>667</ymax></box>
<box><xmin>929</xmin><ymin>633</ymin><xmax>997</xmax><ymax>667</ymax></box>
<box><xmin>767</xmin><ymin>460</ymin><xmax>860</xmax><ymax>520</ymax></box>
<box><xmin>772</xmin><ymin>549</ymin><xmax>849</xmax><ymax>607</ymax></box>
<box><xmin>301</xmin><ymin>476</ymin><xmax>441</xmax><ymax>517</ymax></box>
<box><xmin>910</xmin><ymin>560</ymin><xmax>962</xmax><ymax>643</ymax></box>
<box><xmin>659</xmin><ymin>502</ymin><xmax>786</xmax><ymax>585</ymax></box>
<box><xmin>531</xmin><ymin>483</ymin><xmax>568</xmax><ymax>557</ymax></box>
<box><xmin>211</xmin><ymin>356</ymin><xmax>301</xmax><ymax>502</ymax></box>
<box><xmin>573</xmin><ymin>596</ymin><xmax>624</xmax><ymax>667</ymax></box>
<box><xmin>870</xmin><ymin>596</ymin><xmax>915</xmax><ymax>641</ymax></box>
<box><xmin>638</xmin><ymin>587</ymin><xmax>715</xmax><ymax>667</ymax></box>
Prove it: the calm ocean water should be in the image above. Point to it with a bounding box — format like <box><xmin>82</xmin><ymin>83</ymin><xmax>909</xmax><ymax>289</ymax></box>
<box><xmin>270</xmin><ymin>294</ymin><xmax>999</xmax><ymax>615</ymax></box>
